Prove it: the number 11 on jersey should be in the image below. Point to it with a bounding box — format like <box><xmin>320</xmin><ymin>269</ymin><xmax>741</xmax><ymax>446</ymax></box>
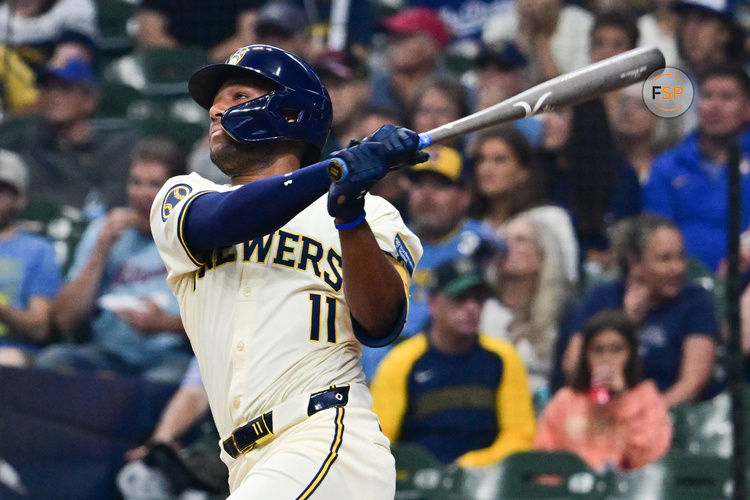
<box><xmin>309</xmin><ymin>293</ymin><xmax>336</xmax><ymax>343</ymax></box>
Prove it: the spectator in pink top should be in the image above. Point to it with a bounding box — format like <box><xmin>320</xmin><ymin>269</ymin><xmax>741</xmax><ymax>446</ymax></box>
<box><xmin>536</xmin><ymin>309</ymin><xmax>672</xmax><ymax>471</ymax></box>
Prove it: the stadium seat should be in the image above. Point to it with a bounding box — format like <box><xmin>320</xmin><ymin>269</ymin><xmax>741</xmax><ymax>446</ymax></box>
<box><xmin>102</xmin><ymin>47</ymin><xmax>211</xmax><ymax>96</ymax></box>
<box><xmin>663</xmin><ymin>453</ymin><xmax>731</xmax><ymax>500</ymax></box>
<box><xmin>609</xmin><ymin>453</ymin><xmax>733</xmax><ymax>499</ymax></box>
<box><xmin>391</xmin><ymin>443</ymin><xmax>462</xmax><ymax>500</ymax></box>
<box><xmin>127</xmin><ymin>117</ymin><xmax>206</xmax><ymax>151</ymax></box>
<box><xmin>95</xmin><ymin>0</ymin><xmax>138</xmax><ymax>56</ymax></box>
<box><xmin>493</xmin><ymin>450</ymin><xmax>606</xmax><ymax>499</ymax></box>
<box><xmin>670</xmin><ymin>392</ymin><xmax>732</xmax><ymax>457</ymax></box>
<box><xmin>606</xmin><ymin>461</ymin><xmax>666</xmax><ymax>499</ymax></box>
<box><xmin>96</xmin><ymin>81</ymin><xmax>150</xmax><ymax>119</ymax></box>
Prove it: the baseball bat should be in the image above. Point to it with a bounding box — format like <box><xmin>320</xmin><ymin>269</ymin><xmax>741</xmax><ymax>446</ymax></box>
<box><xmin>328</xmin><ymin>46</ymin><xmax>664</xmax><ymax>182</ymax></box>
<box><xmin>417</xmin><ymin>45</ymin><xmax>664</xmax><ymax>149</ymax></box>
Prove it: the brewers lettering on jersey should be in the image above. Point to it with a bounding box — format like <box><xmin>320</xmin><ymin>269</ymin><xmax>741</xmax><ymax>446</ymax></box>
<box><xmin>150</xmin><ymin>45</ymin><xmax>425</xmax><ymax>499</ymax></box>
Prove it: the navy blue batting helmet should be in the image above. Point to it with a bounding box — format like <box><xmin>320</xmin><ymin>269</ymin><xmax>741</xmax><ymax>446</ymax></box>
<box><xmin>189</xmin><ymin>45</ymin><xmax>333</xmax><ymax>165</ymax></box>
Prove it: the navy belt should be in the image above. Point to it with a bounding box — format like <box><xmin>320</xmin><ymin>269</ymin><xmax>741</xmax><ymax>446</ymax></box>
<box><xmin>222</xmin><ymin>386</ymin><xmax>350</xmax><ymax>459</ymax></box>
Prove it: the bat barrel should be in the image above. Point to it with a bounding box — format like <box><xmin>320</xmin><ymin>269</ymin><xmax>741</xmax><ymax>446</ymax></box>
<box><xmin>421</xmin><ymin>45</ymin><xmax>665</xmax><ymax>147</ymax></box>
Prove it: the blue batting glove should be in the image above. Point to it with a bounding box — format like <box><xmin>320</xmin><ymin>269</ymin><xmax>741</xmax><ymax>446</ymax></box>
<box><xmin>362</xmin><ymin>124</ymin><xmax>429</xmax><ymax>169</ymax></box>
<box><xmin>327</xmin><ymin>142</ymin><xmax>389</xmax><ymax>223</ymax></box>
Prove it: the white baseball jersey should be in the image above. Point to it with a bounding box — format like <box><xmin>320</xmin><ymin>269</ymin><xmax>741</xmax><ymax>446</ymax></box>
<box><xmin>150</xmin><ymin>172</ymin><xmax>422</xmax><ymax>439</ymax></box>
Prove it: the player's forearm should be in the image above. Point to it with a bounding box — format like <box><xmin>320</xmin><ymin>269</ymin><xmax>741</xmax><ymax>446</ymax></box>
<box><xmin>338</xmin><ymin>221</ymin><xmax>406</xmax><ymax>339</ymax></box>
<box><xmin>183</xmin><ymin>160</ymin><xmax>331</xmax><ymax>252</ymax></box>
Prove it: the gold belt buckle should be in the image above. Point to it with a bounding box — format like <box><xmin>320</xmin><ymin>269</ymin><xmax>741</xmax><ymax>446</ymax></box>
<box><xmin>232</xmin><ymin>412</ymin><xmax>274</xmax><ymax>456</ymax></box>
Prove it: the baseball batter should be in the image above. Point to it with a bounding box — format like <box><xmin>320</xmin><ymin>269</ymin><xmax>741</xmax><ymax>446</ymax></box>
<box><xmin>149</xmin><ymin>45</ymin><xmax>426</xmax><ymax>499</ymax></box>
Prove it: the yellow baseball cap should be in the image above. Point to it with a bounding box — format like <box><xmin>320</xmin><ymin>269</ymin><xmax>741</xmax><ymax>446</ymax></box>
<box><xmin>408</xmin><ymin>145</ymin><xmax>464</xmax><ymax>184</ymax></box>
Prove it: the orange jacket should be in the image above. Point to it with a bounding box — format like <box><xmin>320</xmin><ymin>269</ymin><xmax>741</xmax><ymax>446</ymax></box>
<box><xmin>535</xmin><ymin>381</ymin><xmax>672</xmax><ymax>471</ymax></box>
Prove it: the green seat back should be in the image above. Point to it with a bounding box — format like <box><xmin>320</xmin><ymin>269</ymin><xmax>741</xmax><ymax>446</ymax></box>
<box><xmin>102</xmin><ymin>47</ymin><xmax>211</xmax><ymax>96</ymax></box>
<box><xmin>96</xmin><ymin>81</ymin><xmax>149</xmax><ymax>119</ymax></box>
<box><xmin>495</xmin><ymin>451</ymin><xmax>605</xmax><ymax>499</ymax></box>
<box><xmin>128</xmin><ymin>118</ymin><xmax>206</xmax><ymax>151</ymax></box>
<box><xmin>391</xmin><ymin>443</ymin><xmax>462</xmax><ymax>500</ymax></box>
<box><xmin>611</xmin><ymin>453</ymin><xmax>732</xmax><ymax>499</ymax></box>
<box><xmin>95</xmin><ymin>0</ymin><xmax>137</xmax><ymax>54</ymax></box>
<box><xmin>658</xmin><ymin>453</ymin><xmax>732</xmax><ymax>500</ymax></box>
<box><xmin>670</xmin><ymin>392</ymin><xmax>731</xmax><ymax>457</ymax></box>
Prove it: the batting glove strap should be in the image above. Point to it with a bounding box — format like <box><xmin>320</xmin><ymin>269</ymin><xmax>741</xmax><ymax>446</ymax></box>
<box><xmin>334</xmin><ymin>212</ymin><xmax>366</xmax><ymax>230</ymax></box>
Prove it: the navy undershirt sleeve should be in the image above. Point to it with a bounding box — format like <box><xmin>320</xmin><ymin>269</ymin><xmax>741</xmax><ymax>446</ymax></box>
<box><xmin>183</xmin><ymin>160</ymin><xmax>331</xmax><ymax>253</ymax></box>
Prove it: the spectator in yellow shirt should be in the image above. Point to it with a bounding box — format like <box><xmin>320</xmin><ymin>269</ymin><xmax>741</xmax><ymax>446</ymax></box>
<box><xmin>371</xmin><ymin>257</ymin><xmax>535</xmax><ymax>467</ymax></box>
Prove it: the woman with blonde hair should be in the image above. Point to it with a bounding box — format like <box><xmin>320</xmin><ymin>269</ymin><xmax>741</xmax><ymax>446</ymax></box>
<box><xmin>480</xmin><ymin>215</ymin><xmax>572</xmax><ymax>402</ymax></box>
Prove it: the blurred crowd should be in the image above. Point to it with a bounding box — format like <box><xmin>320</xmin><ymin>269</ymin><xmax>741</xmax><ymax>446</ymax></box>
<box><xmin>0</xmin><ymin>0</ymin><xmax>747</xmax><ymax>497</ymax></box>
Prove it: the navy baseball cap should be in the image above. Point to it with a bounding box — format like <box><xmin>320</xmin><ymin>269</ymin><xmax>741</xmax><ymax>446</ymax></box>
<box><xmin>38</xmin><ymin>57</ymin><xmax>96</xmax><ymax>87</ymax></box>
<box><xmin>674</xmin><ymin>0</ymin><xmax>736</xmax><ymax>20</ymax></box>
<box><xmin>254</xmin><ymin>0</ymin><xmax>309</xmax><ymax>38</ymax></box>
<box><xmin>430</xmin><ymin>257</ymin><xmax>489</xmax><ymax>298</ymax></box>
<box><xmin>476</xmin><ymin>41</ymin><xmax>527</xmax><ymax>71</ymax></box>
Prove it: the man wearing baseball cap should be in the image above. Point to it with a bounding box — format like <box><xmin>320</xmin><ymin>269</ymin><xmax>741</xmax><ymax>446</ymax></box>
<box><xmin>0</xmin><ymin>150</ymin><xmax>61</xmax><ymax>367</ymax></box>
<box><xmin>369</xmin><ymin>7</ymin><xmax>451</xmax><ymax>114</ymax></box>
<box><xmin>0</xmin><ymin>55</ymin><xmax>138</xmax><ymax>270</ymax></box>
<box><xmin>253</xmin><ymin>0</ymin><xmax>313</xmax><ymax>61</ymax></box>
<box><xmin>402</xmin><ymin>146</ymin><xmax>492</xmax><ymax>336</ymax></box>
<box><xmin>673</xmin><ymin>0</ymin><xmax>746</xmax><ymax>79</ymax></box>
<box><xmin>371</xmin><ymin>256</ymin><xmax>535</xmax><ymax>466</ymax></box>
<box><xmin>359</xmin><ymin>146</ymin><xmax>496</xmax><ymax>380</ymax></box>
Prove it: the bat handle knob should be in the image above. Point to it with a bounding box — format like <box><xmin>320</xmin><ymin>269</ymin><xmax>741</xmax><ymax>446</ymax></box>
<box><xmin>327</xmin><ymin>158</ymin><xmax>349</xmax><ymax>183</ymax></box>
<box><xmin>418</xmin><ymin>133</ymin><xmax>431</xmax><ymax>150</ymax></box>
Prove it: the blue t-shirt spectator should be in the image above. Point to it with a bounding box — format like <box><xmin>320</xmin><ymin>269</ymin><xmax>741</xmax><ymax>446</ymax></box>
<box><xmin>0</xmin><ymin>231</ymin><xmax>61</xmax><ymax>349</ymax></box>
<box><xmin>576</xmin><ymin>279</ymin><xmax>719</xmax><ymax>392</ymax></box>
<box><xmin>35</xmin><ymin>215</ymin><xmax>191</xmax><ymax>383</ymax></box>
<box><xmin>643</xmin><ymin>129</ymin><xmax>750</xmax><ymax>271</ymax></box>
<box><xmin>405</xmin><ymin>218</ymin><xmax>491</xmax><ymax>337</ymax></box>
<box><xmin>67</xmin><ymin>216</ymin><xmax>186</xmax><ymax>366</ymax></box>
